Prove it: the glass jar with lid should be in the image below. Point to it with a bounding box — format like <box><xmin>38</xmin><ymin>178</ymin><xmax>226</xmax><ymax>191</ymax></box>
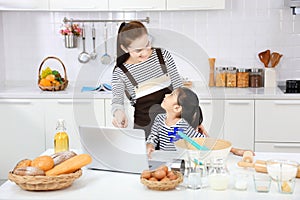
<box><xmin>226</xmin><ymin>67</ymin><xmax>237</xmax><ymax>87</ymax></box>
<box><xmin>237</xmin><ymin>68</ymin><xmax>250</xmax><ymax>88</ymax></box>
<box><xmin>215</xmin><ymin>67</ymin><xmax>226</xmax><ymax>87</ymax></box>
<box><xmin>250</xmin><ymin>68</ymin><xmax>264</xmax><ymax>88</ymax></box>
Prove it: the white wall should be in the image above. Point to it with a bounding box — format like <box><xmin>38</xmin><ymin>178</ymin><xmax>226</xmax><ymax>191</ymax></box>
<box><xmin>1</xmin><ymin>0</ymin><xmax>300</xmax><ymax>85</ymax></box>
<box><xmin>0</xmin><ymin>12</ymin><xmax>4</xmax><ymax>86</ymax></box>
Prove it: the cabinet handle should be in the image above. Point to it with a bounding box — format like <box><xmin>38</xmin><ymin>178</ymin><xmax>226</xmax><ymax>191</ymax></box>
<box><xmin>54</xmin><ymin>6</ymin><xmax>97</xmax><ymax>10</ymax></box>
<box><xmin>227</xmin><ymin>100</ymin><xmax>250</xmax><ymax>105</ymax></box>
<box><xmin>57</xmin><ymin>100</ymin><xmax>92</xmax><ymax>104</ymax></box>
<box><xmin>274</xmin><ymin>101</ymin><xmax>300</xmax><ymax>105</ymax></box>
<box><xmin>273</xmin><ymin>143</ymin><xmax>300</xmax><ymax>148</ymax></box>
<box><xmin>199</xmin><ymin>100</ymin><xmax>212</xmax><ymax>105</ymax></box>
<box><xmin>119</xmin><ymin>6</ymin><xmax>155</xmax><ymax>10</ymax></box>
<box><xmin>175</xmin><ymin>6</ymin><xmax>213</xmax><ymax>9</ymax></box>
<box><xmin>0</xmin><ymin>100</ymin><xmax>32</xmax><ymax>104</ymax></box>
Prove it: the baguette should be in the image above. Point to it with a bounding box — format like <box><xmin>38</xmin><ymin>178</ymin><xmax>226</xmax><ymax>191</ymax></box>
<box><xmin>46</xmin><ymin>154</ymin><xmax>92</xmax><ymax>176</ymax></box>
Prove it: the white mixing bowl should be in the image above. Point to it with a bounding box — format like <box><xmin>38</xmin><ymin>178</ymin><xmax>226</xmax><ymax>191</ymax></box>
<box><xmin>174</xmin><ymin>138</ymin><xmax>232</xmax><ymax>163</ymax></box>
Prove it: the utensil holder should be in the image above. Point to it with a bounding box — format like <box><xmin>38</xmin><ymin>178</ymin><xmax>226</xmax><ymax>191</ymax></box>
<box><xmin>64</xmin><ymin>35</ymin><xmax>78</xmax><ymax>48</ymax></box>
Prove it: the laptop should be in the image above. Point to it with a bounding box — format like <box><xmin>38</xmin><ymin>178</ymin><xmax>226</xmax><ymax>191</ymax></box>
<box><xmin>78</xmin><ymin>125</ymin><xmax>165</xmax><ymax>174</ymax></box>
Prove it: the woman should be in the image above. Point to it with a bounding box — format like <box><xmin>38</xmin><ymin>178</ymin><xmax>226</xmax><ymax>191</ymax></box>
<box><xmin>111</xmin><ymin>21</ymin><xmax>183</xmax><ymax>138</ymax></box>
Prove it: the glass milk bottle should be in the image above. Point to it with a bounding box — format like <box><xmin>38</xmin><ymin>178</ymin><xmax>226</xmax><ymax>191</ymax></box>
<box><xmin>208</xmin><ymin>158</ymin><xmax>230</xmax><ymax>190</ymax></box>
<box><xmin>54</xmin><ymin>119</ymin><xmax>69</xmax><ymax>153</ymax></box>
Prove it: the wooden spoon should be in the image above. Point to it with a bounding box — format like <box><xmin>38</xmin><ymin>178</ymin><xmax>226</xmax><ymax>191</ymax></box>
<box><xmin>258</xmin><ymin>49</ymin><xmax>271</xmax><ymax>67</ymax></box>
<box><xmin>270</xmin><ymin>52</ymin><xmax>283</xmax><ymax>68</ymax></box>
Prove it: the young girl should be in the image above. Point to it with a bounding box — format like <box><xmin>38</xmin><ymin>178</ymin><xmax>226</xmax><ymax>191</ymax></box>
<box><xmin>146</xmin><ymin>87</ymin><xmax>253</xmax><ymax>157</ymax></box>
<box><xmin>146</xmin><ymin>87</ymin><xmax>205</xmax><ymax>156</ymax></box>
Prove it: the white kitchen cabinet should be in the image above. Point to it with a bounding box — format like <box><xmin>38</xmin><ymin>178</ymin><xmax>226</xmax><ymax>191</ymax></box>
<box><xmin>109</xmin><ymin>0</ymin><xmax>165</xmax><ymax>11</ymax></box>
<box><xmin>255</xmin><ymin>100</ymin><xmax>300</xmax><ymax>143</ymax></box>
<box><xmin>199</xmin><ymin>100</ymin><xmax>217</xmax><ymax>137</ymax></box>
<box><xmin>0</xmin><ymin>99</ymin><xmax>45</xmax><ymax>179</ymax></box>
<box><xmin>49</xmin><ymin>0</ymin><xmax>108</xmax><ymax>11</ymax></box>
<box><xmin>43</xmin><ymin>99</ymin><xmax>105</xmax><ymax>150</ymax></box>
<box><xmin>104</xmin><ymin>99</ymin><xmax>134</xmax><ymax>128</ymax></box>
<box><xmin>0</xmin><ymin>0</ymin><xmax>49</xmax><ymax>10</ymax></box>
<box><xmin>166</xmin><ymin>0</ymin><xmax>225</xmax><ymax>10</ymax></box>
<box><xmin>224</xmin><ymin>100</ymin><xmax>254</xmax><ymax>150</ymax></box>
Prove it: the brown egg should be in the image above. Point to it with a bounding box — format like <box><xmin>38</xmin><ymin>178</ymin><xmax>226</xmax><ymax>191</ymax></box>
<box><xmin>167</xmin><ymin>171</ymin><xmax>175</xmax><ymax>177</ymax></box>
<box><xmin>141</xmin><ymin>170</ymin><xmax>151</xmax><ymax>179</ymax></box>
<box><xmin>157</xmin><ymin>165</ymin><xmax>168</xmax><ymax>174</ymax></box>
<box><xmin>168</xmin><ymin>174</ymin><xmax>178</xmax><ymax>180</ymax></box>
<box><xmin>160</xmin><ymin>177</ymin><xmax>170</xmax><ymax>182</ymax></box>
<box><xmin>153</xmin><ymin>169</ymin><xmax>166</xmax><ymax>180</ymax></box>
<box><xmin>149</xmin><ymin>177</ymin><xmax>158</xmax><ymax>181</ymax></box>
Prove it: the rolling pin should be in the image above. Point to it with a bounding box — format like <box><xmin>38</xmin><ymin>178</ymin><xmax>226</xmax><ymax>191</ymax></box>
<box><xmin>238</xmin><ymin>160</ymin><xmax>300</xmax><ymax>178</ymax></box>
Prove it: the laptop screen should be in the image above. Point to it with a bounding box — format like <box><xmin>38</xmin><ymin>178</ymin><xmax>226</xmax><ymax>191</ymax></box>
<box><xmin>79</xmin><ymin>125</ymin><xmax>156</xmax><ymax>174</ymax></box>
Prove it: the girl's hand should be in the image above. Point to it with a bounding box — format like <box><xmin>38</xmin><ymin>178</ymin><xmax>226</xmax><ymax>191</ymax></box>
<box><xmin>146</xmin><ymin>143</ymin><xmax>155</xmax><ymax>159</ymax></box>
<box><xmin>231</xmin><ymin>147</ymin><xmax>255</xmax><ymax>157</ymax></box>
<box><xmin>112</xmin><ymin>109</ymin><xmax>128</xmax><ymax>128</ymax></box>
<box><xmin>197</xmin><ymin>124</ymin><xmax>209</xmax><ymax>137</ymax></box>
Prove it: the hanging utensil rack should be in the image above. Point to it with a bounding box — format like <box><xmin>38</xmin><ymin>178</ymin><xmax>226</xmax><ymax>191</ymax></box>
<box><xmin>63</xmin><ymin>17</ymin><xmax>150</xmax><ymax>24</ymax></box>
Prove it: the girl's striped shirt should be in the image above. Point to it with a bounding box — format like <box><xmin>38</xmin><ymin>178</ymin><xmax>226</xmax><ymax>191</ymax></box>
<box><xmin>146</xmin><ymin>113</ymin><xmax>205</xmax><ymax>151</ymax></box>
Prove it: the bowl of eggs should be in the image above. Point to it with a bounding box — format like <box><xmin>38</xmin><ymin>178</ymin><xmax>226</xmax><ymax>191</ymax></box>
<box><xmin>140</xmin><ymin>165</ymin><xmax>183</xmax><ymax>191</ymax></box>
<box><xmin>174</xmin><ymin>137</ymin><xmax>232</xmax><ymax>163</ymax></box>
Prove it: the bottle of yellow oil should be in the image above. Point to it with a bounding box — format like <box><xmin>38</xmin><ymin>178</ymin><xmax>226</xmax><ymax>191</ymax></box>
<box><xmin>54</xmin><ymin>119</ymin><xmax>69</xmax><ymax>153</ymax></box>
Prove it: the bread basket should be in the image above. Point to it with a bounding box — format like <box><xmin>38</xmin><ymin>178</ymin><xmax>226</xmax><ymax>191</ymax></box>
<box><xmin>38</xmin><ymin>56</ymin><xmax>68</xmax><ymax>91</ymax></box>
<box><xmin>8</xmin><ymin>169</ymin><xmax>82</xmax><ymax>191</ymax></box>
<box><xmin>140</xmin><ymin>171</ymin><xmax>183</xmax><ymax>191</ymax></box>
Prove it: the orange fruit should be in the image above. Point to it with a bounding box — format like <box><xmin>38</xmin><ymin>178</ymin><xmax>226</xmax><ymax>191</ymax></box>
<box><xmin>39</xmin><ymin>78</ymin><xmax>52</xmax><ymax>87</ymax></box>
<box><xmin>45</xmin><ymin>74</ymin><xmax>55</xmax><ymax>82</ymax></box>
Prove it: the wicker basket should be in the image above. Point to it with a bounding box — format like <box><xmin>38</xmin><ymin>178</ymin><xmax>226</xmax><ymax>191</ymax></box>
<box><xmin>8</xmin><ymin>169</ymin><xmax>82</xmax><ymax>191</ymax></box>
<box><xmin>140</xmin><ymin>171</ymin><xmax>183</xmax><ymax>191</ymax></box>
<box><xmin>38</xmin><ymin>56</ymin><xmax>68</xmax><ymax>91</ymax></box>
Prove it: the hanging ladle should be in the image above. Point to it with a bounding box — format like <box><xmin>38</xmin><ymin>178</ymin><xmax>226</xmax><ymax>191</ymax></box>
<box><xmin>78</xmin><ymin>24</ymin><xmax>91</xmax><ymax>63</ymax></box>
<box><xmin>101</xmin><ymin>23</ymin><xmax>111</xmax><ymax>65</ymax></box>
<box><xmin>90</xmin><ymin>23</ymin><xmax>97</xmax><ymax>60</ymax></box>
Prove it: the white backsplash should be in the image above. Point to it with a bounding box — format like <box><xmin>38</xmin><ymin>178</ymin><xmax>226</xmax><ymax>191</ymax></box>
<box><xmin>1</xmin><ymin>0</ymin><xmax>300</xmax><ymax>86</ymax></box>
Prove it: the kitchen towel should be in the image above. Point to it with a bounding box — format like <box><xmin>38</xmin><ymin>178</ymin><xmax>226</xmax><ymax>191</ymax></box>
<box><xmin>81</xmin><ymin>83</ymin><xmax>112</xmax><ymax>92</ymax></box>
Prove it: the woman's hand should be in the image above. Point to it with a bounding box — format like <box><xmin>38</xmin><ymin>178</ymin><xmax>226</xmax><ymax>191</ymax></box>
<box><xmin>112</xmin><ymin>109</ymin><xmax>128</xmax><ymax>128</ymax></box>
<box><xmin>146</xmin><ymin>143</ymin><xmax>155</xmax><ymax>159</ymax></box>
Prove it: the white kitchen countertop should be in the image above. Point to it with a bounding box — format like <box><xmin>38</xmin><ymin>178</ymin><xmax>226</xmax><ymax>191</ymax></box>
<box><xmin>0</xmin><ymin>151</ymin><xmax>299</xmax><ymax>200</ymax></box>
<box><xmin>1</xmin><ymin>81</ymin><xmax>300</xmax><ymax>100</ymax></box>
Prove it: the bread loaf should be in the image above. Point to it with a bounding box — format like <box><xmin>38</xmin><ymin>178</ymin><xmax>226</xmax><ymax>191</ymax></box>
<box><xmin>13</xmin><ymin>159</ymin><xmax>32</xmax><ymax>171</ymax></box>
<box><xmin>13</xmin><ymin>166</ymin><xmax>45</xmax><ymax>176</ymax></box>
<box><xmin>31</xmin><ymin>155</ymin><xmax>54</xmax><ymax>171</ymax></box>
<box><xmin>51</xmin><ymin>151</ymin><xmax>77</xmax><ymax>166</ymax></box>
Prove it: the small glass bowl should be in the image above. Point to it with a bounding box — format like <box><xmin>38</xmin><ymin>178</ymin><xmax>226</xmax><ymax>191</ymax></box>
<box><xmin>253</xmin><ymin>173</ymin><xmax>271</xmax><ymax>193</ymax></box>
<box><xmin>266</xmin><ymin>159</ymin><xmax>298</xmax><ymax>181</ymax></box>
<box><xmin>234</xmin><ymin>173</ymin><xmax>249</xmax><ymax>191</ymax></box>
<box><xmin>277</xmin><ymin>178</ymin><xmax>296</xmax><ymax>194</ymax></box>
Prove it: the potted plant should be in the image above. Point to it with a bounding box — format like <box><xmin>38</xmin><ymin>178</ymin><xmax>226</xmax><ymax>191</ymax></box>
<box><xmin>60</xmin><ymin>23</ymin><xmax>81</xmax><ymax>48</ymax></box>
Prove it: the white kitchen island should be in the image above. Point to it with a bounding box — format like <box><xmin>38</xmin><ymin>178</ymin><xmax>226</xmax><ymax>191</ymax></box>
<box><xmin>0</xmin><ymin>152</ymin><xmax>299</xmax><ymax>200</ymax></box>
